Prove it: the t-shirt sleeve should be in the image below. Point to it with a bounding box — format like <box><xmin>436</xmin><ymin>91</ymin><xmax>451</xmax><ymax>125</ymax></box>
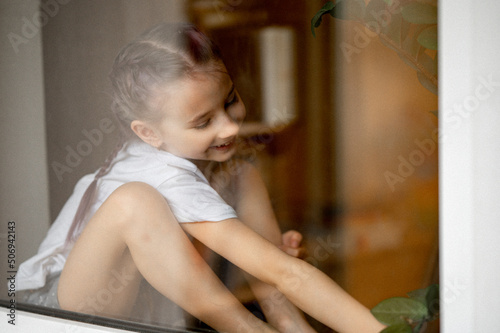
<box><xmin>157</xmin><ymin>171</ymin><xmax>237</xmax><ymax>223</ymax></box>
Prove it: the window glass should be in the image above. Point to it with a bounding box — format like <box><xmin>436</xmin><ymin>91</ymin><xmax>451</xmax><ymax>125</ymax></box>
<box><xmin>1</xmin><ymin>1</ymin><xmax>438</xmax><ymax>332</ymax></box>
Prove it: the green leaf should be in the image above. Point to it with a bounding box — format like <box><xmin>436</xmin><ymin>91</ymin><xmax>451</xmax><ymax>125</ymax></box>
<box><xmin>407</xmin><ymin>287</ymin><xmax>428</xmax><ymax>305</ymax></box>
<box><xmin>311</xmin><ymin>0</ymin><xmax>367</xmax><ymax>36</ymax></box>
<box><xmin>401</xmin><ymin>3</ymin><xmax>437</xmax><ymax>24</ymax></box>
<box><xmin>425</xmin><ymin>284</ymin><xmax>440</xmax><ymax>319</ymax></box>
<box><xmin>332</xmin><ymin>0</ymin><xmax>366</xmax><ymax>21</ymax></box>
<box><xmin>380</xmin><ymin>323</ymin><xmax>413</xmax><ymax>333</ymax></box>
<box><xmin>371</xmin><ymin>297</ymin><xmax>428</xmax><ymax>326</ymax></box>
<box><xmin>407</xmin><ymin>284</ymin><xmax>440</xmax><ymax>312</ymax></box>
<box><xmin>417</xmin><ymin>25</ymin><xmax>438</xmax><ymax>50</ymax></box>
<box><xmin>311</xmin><ymin>1</ymin><xmax>336</xmax><ymax>37</ymax></box>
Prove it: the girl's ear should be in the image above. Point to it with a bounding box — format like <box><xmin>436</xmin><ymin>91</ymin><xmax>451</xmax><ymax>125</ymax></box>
<box><xmin>130</xmin><ymin>120</ymin><xmax>163</xmax><ymax>148</ymax></box>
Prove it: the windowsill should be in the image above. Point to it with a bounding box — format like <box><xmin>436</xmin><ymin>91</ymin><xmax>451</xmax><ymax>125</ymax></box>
<box><xmin>0</xmin><ymin>300</ymin><xmax>210</xmax><ymax>333</ymax></box>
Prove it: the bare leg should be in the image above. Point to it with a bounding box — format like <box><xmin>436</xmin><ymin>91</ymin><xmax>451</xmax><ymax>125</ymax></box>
<box><xmin>58</xmin><ymin>182</ymin><xmax>276</xmax><ymax>332</ymax></box>
<box><xmin>182</xmin><ymin>219</ymin><xmax>386</xmax><ymax>333</ymax></box>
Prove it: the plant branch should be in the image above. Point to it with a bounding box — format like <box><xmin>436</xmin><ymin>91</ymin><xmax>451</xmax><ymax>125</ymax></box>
<box><xmin>360</xmin><ymin>21</ymin><xmax>438</xmax><ymax>88</ymax></box>
<box><xmin>414</xmin><ymin>319</ymin><xmax>425</xmax><ymax>333</ymax></box>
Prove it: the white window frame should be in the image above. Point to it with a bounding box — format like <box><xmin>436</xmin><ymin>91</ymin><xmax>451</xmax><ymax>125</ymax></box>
<box><xmin>440</xmin><ymin>0</ymin><xmax>500</xmax><ymax>332</ymax></box>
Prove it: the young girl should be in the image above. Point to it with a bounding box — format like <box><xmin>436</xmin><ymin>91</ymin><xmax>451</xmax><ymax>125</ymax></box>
<box><xmin>17</xmin><ymin>23</ymin><xmax>385</xmax><ymax>332</ymax></box>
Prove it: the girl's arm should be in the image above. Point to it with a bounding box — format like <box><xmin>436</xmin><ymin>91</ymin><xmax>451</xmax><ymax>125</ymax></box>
<box><xmin>230</xmin><ymin>162</ymin><xmax>315</xmax><ymax>332</ymax></box>
<box><xmin>182</xmin><ymin>218</ymin><xmax>384</xmax><ymax>333</ymax></box>
<box><xmin>182</xmin><ymin>164</ymin><xmax>385</xmax><ymax>333</ymax></box>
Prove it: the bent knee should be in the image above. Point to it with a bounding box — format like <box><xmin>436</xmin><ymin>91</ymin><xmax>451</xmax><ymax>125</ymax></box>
<box><xmin>104</xmin><ymin>182</ymin><xmax>175</xmax><ymax>231</ymax></box>
<box><xmin>108</xmin><ymin>182</ymin><xmax>165</xmax><ymax>213</ymax></box>
<box><xmin>113</xmin><ymin>182</ymin><xmax>160</xmax><ymax>201</ymax></box>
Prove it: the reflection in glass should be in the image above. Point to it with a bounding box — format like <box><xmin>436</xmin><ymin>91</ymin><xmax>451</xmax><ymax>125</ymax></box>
<box><xmin>1</xmin><ymin>1</ymin><xmax>438</xmax><ymax>332</ymax></box>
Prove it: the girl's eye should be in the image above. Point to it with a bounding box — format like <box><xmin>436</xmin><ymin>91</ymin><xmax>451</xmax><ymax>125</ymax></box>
<box><xmin>195</xmin><ymin>119</ymin><xmax>211</xmax><ymax>130</ymax></box>
<box><xmin>225</xmin><ymin>93</ymin><xmax>238</xmax><ymax>108</ymax></box>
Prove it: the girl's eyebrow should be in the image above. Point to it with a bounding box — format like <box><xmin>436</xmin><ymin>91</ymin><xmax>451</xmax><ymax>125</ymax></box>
<box><xmin>188</xmin><ymin>84</ymin><xmax>235</xmax><ymax>125</ymax></box>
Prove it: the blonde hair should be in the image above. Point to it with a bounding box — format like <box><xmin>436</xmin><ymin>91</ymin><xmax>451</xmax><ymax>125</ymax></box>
<box><xmin>66</xmin><ymin>23</ymin><xmax>223</xmax><ymax>244</ymax></box>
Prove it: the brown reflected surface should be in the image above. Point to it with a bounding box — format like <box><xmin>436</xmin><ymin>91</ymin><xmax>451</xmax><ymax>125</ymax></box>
<box><xmin>190</xmin><ymin>0</ymin><xmax>438</xmax><ymax>311</ymax></box>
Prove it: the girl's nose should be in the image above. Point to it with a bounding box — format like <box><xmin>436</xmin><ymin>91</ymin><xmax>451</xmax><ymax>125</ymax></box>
<box><xmin>218</xmin><ymin>111</ymin><xmax>240</xmax><ymax>139</ymax></box>
<box><xmin>228</xmin><ymin>103</ymin><xmax>245</xmax><ymax>126</ymax></box>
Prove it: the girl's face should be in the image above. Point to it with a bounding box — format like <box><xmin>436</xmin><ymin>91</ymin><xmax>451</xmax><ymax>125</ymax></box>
<box><xmin>133</xmin><ymin>70</ymin><xmax>246</xmax><ymax>163</ymax></box>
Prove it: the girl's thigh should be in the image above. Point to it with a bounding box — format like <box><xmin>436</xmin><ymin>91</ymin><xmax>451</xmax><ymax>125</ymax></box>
<box><xmin>59</xmin><ymin>182</ymin><xmax>259</xmax><ymax>332</ymax></box>
<box><xmin>58</xmin><ymin>182</ymin><xmax>230</xmax><ymax>321</ymax></box>
<box><xmin>57</xmin><ymin>186</ymin><xmax>146</xmax><ymax>318</ymax></box>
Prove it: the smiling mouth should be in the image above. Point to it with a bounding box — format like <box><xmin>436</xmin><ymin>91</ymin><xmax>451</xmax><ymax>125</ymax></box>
<box><xmin>211</xmin><ymin>139</ymin><xmax>235</xmax><ymax>151</ymax></box>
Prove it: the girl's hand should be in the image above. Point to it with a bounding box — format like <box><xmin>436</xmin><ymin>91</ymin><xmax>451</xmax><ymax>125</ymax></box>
<box><xmin>280</xmin><ymin>230</ymin><xmax>306</xmax><ymax>259</ymax></box>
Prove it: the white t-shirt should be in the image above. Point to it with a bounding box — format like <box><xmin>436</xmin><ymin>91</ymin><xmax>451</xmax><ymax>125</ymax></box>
<box><xmin>17</xmin><ymin>139</ymin><xmax>237</xmax><ymax>291</ymax></box>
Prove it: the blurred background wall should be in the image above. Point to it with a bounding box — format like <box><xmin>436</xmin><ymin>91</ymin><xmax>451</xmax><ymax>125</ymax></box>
<box><xmin>0</xmin><ymin>0</ymin><xmax>49</xmax><ymax>299</ymax></box>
